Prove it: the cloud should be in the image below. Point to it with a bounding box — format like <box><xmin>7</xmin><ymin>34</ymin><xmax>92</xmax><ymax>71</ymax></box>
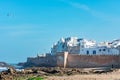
<box><xmin>60</xmin><ymin>0</ymin><xmax>120</xmax><ymax>23</ymax></box>
<box><xmin>68</xmin><ymin>2</ymin><xmax>90</xmax><ymax>11</ymax></box>
<box><xmin>59</xmin><ymin>0</ymin><xmax>92</xmax><ymax>13</ymax></box>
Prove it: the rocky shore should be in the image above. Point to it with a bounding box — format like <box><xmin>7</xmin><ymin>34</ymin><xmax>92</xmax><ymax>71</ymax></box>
<box><xmin>0</xmin><ymin>62</ymin><xmax>10</xmax><ymax>67</ymax></box>
<box><xmin>0</xmin><ymin>67</ymin><xmax>120</xmax><ymax>80</ymax></box>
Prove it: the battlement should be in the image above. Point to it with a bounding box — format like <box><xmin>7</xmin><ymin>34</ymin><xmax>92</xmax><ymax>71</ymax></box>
<box><xmin>25</xmin><ymin>52</ymin><xmax>120</xmax><ymax>68</ymax></box>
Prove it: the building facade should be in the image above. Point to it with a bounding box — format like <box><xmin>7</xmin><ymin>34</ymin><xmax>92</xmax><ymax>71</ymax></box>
<box><xmin>51</xmin><ymin>37</ymin><xmax>120</xmax><ymax>55</ymax></box>
<box><xmin>25</xmin><ymin>37</ymin><xmax>120</xmax><ymax>68</ymax></box>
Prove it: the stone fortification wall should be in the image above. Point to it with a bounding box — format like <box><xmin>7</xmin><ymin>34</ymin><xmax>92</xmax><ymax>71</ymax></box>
<box><xmin>25</xmin><ymin>52</ymin><xmax>120</xmax><ymax>68</ymax></box>
<box><xmin>26</xmin><ymin>55</ymin><xmax>57</xmax><ymax>67</ymax></box>
<box><xmin>56</xmin><ymin>52</ymin><xmax>68</xmax><ymax>68</ymax></box>
<box><xmin>66</xmin><ymin>54</ymin><xmax>120</xmax><ymax>68</ymax></box>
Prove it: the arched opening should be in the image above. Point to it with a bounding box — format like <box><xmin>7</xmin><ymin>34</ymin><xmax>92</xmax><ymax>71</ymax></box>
<box><xmin>87</xmin><ymin>50</ymin><xmax>89</xmax><ymax>55</ymax></box>
<box><xmin>93</xmin><ymin>50</ymin><xmax>96</xmax><ymax>55</ymax></box>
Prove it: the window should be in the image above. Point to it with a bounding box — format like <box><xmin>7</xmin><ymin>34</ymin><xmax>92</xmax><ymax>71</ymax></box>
<box><xmin>87</xmin><ymin>51</ymin><xmax>89</xmax><ymax>55</ymax></box>
<box><xmin>103</xmin><ymin>49</ymin><xmax>106</xmax><ymax>51</ymax></box>
<box><xmin>99</xmin><ymin>49</ymin><xmax>101</xmax><ymax>52</ymax></box>
<box><xmin>62</xmin><ymin>44</ymin><xmax>65</xmax><ymax>48</ymax></box>
<box><xmin>81</xmin><ymin>45</ymin><xmax>84</xmax><ymax>48</ymax></box>
<box><xmin>93</xmin><ymin>50</ymin><xmax>96</xmax><ymax>54</ymax></box>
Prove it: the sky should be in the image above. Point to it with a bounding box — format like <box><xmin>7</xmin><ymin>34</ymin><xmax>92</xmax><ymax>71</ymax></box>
<box><xmin>0</xmin><ymin>0</ymin><xmax>120</xmax><ymax>63</ymax></box>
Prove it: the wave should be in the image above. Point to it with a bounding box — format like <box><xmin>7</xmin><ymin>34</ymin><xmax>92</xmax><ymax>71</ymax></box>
<box><xmin>0</xmin><ymin>67</ymin><xmax>8</xmax><ymax>72</ymax></box>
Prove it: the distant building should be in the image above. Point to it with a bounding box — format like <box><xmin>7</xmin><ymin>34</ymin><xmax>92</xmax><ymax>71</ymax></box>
<box><xmin>25</xmin><ymin>37</ymin><xmax>120</xmax><ymax>68</ymax></box>
<box><xmin>51</xmin><ymin>37</ymin><xmax>120</xmax><ymax>55</ymax></box>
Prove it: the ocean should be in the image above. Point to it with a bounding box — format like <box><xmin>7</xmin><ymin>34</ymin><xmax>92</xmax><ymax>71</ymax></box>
<box><xmin>0</xmin><ymin>63</ymin><xmax>23</xmax><ymax>72</ymax></box>
<box><xmin>0</xmin><ymin>67</ymin><xmax>8</xmax><ymax>72</ymax></box>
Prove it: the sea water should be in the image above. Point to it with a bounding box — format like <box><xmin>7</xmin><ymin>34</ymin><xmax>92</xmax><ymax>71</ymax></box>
<box><xmin>9</xmin><ymin>63</ymin><xmax>23</xmax><ymax>71</ymax></box>
<box><xmin>0</xmin><ymin>63</ymin><xmax>23</xmax><ymax>72</ymax></box>
<box><xmin>0</xmin><ymin>67</ymin><xmax>8</xmax><ymax>72</ymax></box>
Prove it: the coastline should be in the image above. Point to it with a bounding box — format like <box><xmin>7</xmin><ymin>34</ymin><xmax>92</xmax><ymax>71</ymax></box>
<box><xmin>0</xmin><ymin>67</ymin><xmax>120</xmax><ymax>80</ymax></box>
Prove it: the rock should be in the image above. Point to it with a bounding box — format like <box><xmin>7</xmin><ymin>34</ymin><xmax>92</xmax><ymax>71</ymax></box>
<box><xmin>0</xmin><ymin>62</ymin><xmax>10</xmax><ymax>67</ymax></box>
<box><xmin>7</xmin><ymin>67</ymin><xmax>16</xmax><ymax>74</ymax></box>
<box><xmin>24</xmin><ymin>69</ymin><xmax>33</xmax><ymax>74</ymax></box>
<box><xmin>17</xmin><ymin>62</ymin><xmax>25</xmax><ymax>66</ymax></box>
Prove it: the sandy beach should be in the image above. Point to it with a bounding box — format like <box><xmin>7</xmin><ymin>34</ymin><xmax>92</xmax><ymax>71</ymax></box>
<box><xmin>1</xmin><ymin>67</ymin><xmax>120</xmax><ymax>80</ymax></box>
<box><xmin>45</xmin><ymin>74</ymin><xmax>120</xmax><ymax>80</ymax></box>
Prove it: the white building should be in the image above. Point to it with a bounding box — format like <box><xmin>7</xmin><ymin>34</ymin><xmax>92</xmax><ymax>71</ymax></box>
<box><xmin>51</xmin><ymin>37</ymin><xmax>120</xmax><ymax>55</ymax></box>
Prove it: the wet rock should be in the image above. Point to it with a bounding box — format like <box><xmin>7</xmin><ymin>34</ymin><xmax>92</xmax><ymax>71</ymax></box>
<box><xmin>24</xmin><ymin>69</ymin><xmax>33</xmax><ymax>74</ymax></box>
<box><xmin>0</xmin><ymin>62</ymin><xmax>10</xmax><ymax>67</ymax></box>
<box><xmin>7</xmin><ymin>67</ymin><xmax>16</xmax><ymax>74</ymax></box>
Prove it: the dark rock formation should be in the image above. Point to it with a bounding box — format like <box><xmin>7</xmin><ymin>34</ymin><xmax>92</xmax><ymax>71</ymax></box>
<box><xmin>0</xmin><ymin>62</ymin><xmax>10</xmax><ymax>67</ymax></box>
<box><xmin>0</xmin><ymin>67</ymin><xmax>115</xmax><ymax>80</ymax></box>
<box><xmin>17</xmin><ymin>62</ymin><xmax>26</xmax><ymax>67</ymax></box>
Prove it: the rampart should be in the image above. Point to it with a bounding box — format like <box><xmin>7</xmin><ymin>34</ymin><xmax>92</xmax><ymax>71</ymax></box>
<box><xmin>67</xmin><ymin>54</ymin><xmax>120</xmax><ymax>68</ymax></box>
<box><xmin>25</xmin><ymin>52</ymin><xmax>120</xmax><ymax>68</ymax></box>
<box><xmin>26</xmin><ymin>54</ymin><xmax>57</xmax><ymax>67</ymax></box>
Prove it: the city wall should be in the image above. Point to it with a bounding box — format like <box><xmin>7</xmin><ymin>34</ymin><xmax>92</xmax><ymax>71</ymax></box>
<box><xmin>25</xmin><ymin>52</ymin><xmax>120</xmax><ymax>68</ymax></box>
<box><xmin>26</xmin><ymin>54</ymin><xmax>57</xmax><ymax>67</ymax></box>
<box><xmin>66</xmin><ymin>54</ymin><xmax>120</xmax><ymax>68</ymax></box>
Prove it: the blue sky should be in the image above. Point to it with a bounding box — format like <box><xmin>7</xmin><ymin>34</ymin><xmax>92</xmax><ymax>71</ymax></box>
<box><xmin>0</xmin><ymin>0</ymin><xmax>120</xmax><ymax>63</ymax></box>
